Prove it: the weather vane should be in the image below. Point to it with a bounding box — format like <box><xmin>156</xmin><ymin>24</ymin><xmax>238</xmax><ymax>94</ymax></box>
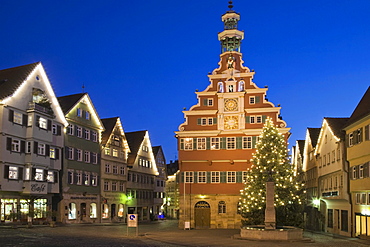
<box><xmin>228</xmin><ymin>1</ymin><xmax>233</xmax><ymax>10</ymax></box>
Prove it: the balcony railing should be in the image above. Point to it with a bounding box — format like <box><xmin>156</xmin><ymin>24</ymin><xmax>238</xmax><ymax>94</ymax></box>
<box><xmin>28</xmin><ymin>102</ymin><xmax>54</xmax><ymax>115</ymax></box>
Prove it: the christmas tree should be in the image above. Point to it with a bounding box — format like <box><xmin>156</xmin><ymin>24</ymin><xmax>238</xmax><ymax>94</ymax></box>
<box><xmin>238</xmin><ymin>117</ymin><xmax>304</xmax><ymax>226</ymax></box>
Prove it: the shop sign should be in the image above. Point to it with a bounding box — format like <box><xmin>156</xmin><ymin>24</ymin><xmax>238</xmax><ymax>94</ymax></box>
<box><xmin>30</xmin><ymin>183</ymin><xmax>46</xmax><ymax>194</ymax></box>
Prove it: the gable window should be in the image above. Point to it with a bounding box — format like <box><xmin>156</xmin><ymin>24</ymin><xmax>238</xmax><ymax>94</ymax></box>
<box><xmin>77</xmin><ymin>108</ymin><xmax>82</xmax><ymax>117</ymax></box>
<box><xmin>211</xmin><ymin>137</ymin><xmax>220</xmax><ymax>150</ymax></box>
<box><xmin>227</xmin><ymin>171</ymin><xmax>236</xmax><ymax>183</ymax></box>
<box><xmin>198</xmin><ymin>171</ymin><xmax>206</xmax><ymax>183</ymax></box>
<box><xmin>243</xmin><ymin>136</ymin><xmax>252</xmax><ymax>149</ymax></box>
<box><xmin>211</xmin><ymin>171</ymin><xmax>220</xmax><ymax>183</ymax></box>
<box><xmin>226</xmin><ymin>137</ymin><xmax>236</xmax><ymax>150</ymax></box>
<box><xmin>105</xmin><ymin>148</ymin><xmax>110</xmax><ymax>156</ymax></box>
<box><xmin>228</xmin><ymin>85</ymin><xmax>234</xmax><ymax>92</ymax></box>
<box><xmin>85</xmin><ymin>111</ymin><xmax>90</xmax><ymax>120</ymax></box>
<box><xmin>185</xmin><ymin>171</ymin><xmax>193</xmax><ymax>183</ymax></box>
<box><xmin>197</xmin><ymin>138</ymin><xmax>206</xmax><ymax>150</ymax></box>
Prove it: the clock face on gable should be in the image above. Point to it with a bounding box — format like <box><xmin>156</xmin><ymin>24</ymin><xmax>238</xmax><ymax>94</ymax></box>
<box><xmin>224</xmin><ymin>115</ymin><xmax>239</xmax><ymax>129</ymax></box>
<box><xmin>224</xmin><ymin>98</ymin><xmax>238</xmax><ymax>112</ymax></box>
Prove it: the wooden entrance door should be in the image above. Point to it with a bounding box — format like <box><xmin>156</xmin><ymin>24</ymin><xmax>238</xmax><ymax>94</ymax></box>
<box><xmin>194</xmin><ymin>201</ymin><xmax>210</xmax><ymax>229</ymax></box>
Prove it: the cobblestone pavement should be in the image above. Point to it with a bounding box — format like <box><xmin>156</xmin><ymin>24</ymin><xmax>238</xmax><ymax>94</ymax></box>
<box><xmin>0</xmin><ymin>220</ymin><xmax>369</xmax><ymax>247</ymax></box>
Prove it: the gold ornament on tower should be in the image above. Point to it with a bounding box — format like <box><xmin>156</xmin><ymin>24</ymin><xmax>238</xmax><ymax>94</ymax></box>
<box><xmin>224</xmin><ymin>115</ymin><xmax>239</xmax><ymax>129</ymax></box>
<box><xmin>224</xmin><ymin>98</ymin><xmax>238</xmax><ymax>112</ymax></box>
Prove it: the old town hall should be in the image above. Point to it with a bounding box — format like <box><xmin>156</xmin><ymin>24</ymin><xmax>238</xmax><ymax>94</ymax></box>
<box><xmin>175</xmin><ymin>2</ymin><xmax>290</xmax><ymax>229</ymax></box>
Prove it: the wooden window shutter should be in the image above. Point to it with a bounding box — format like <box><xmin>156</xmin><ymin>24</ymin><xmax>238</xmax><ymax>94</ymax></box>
<box><xmin>221</xmin><ymin>137</ymin><xmax>226</xmax><ymax>149</ymax></box>
<box><xmin>21</xmin><ymin>141</ymin><xmax>26</xmax><ymax>153</ymax></box>
<box><xmin>236</xmin><ymin>171</ymin><xmax>242</xmax><ymax>183</ymax></box>
<box><xmin>359</xmin><ymin>127</ymin><xmax>363</xmax><ymax>143</ymax></box>
<box><xmin>262</xmin><ymin>115</ymin><xmax>267</xmax><ymax>123</ymax></box>
<box><xmin>57</xmin><ymin>125</ymin><xmax>62</xmax><ymax>136</ymax></box>
<box><xmin>6</xmin><ymin>137</ymin><xmax>12</xmax><ymax>151</ymax></box>
<box><xmin>54</xmin><ymin>171</ymin><xmax>58</xmax><ymax>183</ymax></box>
<box><xmin>4</xmin><ymin>165</ymin><xmax>9</xmax><ymax>179</ymax></box>
<box><xmin>193</xmin><ymin>138</ymin><xmax>197</xmax><ymax>150</ymax></box>
<box><xmin>67</xmin><ymin>171</ymin><xmax>72</xmax><ymax>184</ymax></box>
<box><xmin>203</xmin><ymin>99</ymin><xmax>208</xmax><ymax>106</ymax></box>
<box><xmin>236</xmin><ymin>137</ymin><xmax>242</xmax><ymax>149</ymax></box>
<box><xmin>197</xmin><ymin>118</ymin><xmax>201</xmax><ymax>125</ymax></box>
<box><xmin>56</xmin><ymin>148</ymin><xmax>60</xmax><ymax>160</ymax></box>
<box><xmin>220</xmin><ymin>171</ymin><xmax>226</xmax><ymax>183</ymax></box>
<box><xmin>252</xmin><ymin>136</ymin><xmax>257</xmax><ymax>148</ymax></box>
<box><xmin>206</xmin><ymin>137</ymin><xmax>211</xmax><ymax>150</ymax></box>
<box><xmin>365</xmin><ymin>125</ymin><xmax>369</xmax><ymax>141</ymax></box>
<box><xmin>213</xmin><ymin>118</ymin><xmax>217</xmax><ymax>124</ymax></box>
<box><xmin>32</xmin><ymin>168</ymin><xmax>36</xmax><ymax>181</ymax></box>
<box><xmin>364</xmin><ymin>163</ymin><xmax>369</xmax><ymax>178</ymax></box>
<box><xmin>45</xmin><ymin>145</ymin><xmax>50</xmax><ymax>156</ymax></box>
<box><xmin>22</xmin><ymin>114</ymin><xmax>28</xmax><ymax>126</ymax></box>
<box><xmin>8</xmin><ymin>109</ymin><xmax>14</xmax><ymax>122</ymax></box>
<box><xmin>65</xmin><ymin>147</ymin><xmax>69</xmax><ymax>159</ymax></box>
<box><xmin>207</xmin><ymin>172</ymin><xmax>211</xmax><ymax>183</ymax></box>
<box><xmin>255</xmin><ymin>96</ymin><xmax>260</xmax><ymax>103</ymax></box>
<box><xmin>18</xmin><ymin>167</ymin><xmax>23</xmax><ymax>180</ymax></box>
<box><xmin>246</xmin><ymin>116</ymin><xmax>250</xmax><ymax>124</ymax></box>
<box><xmin>345</xmin><ymin>134</ymin><xmax>350</xmax><ymax>147</ymax></box>
<box><xmin>36</xmin><ymin>116</ymin><xmax>40</xmax><ymax>128</ymax></box>
<box><xmin>34</xmin><ymin>141</ymin><xmax>38</xmax><ymax>154</ymax></box>
<box><xmin>194</xmin><ymin>172</ymin><xmax>198</xmax><ymax>183</ymax></box>
<box><xmin>47</xmin><ymin>120</ymin><xmax>52</xmax><ymax>131</ymax></box>
<box><xmin>353</xmin><ymin>131</ymin><xmax>358</xmax><ymax>145</ymax></box>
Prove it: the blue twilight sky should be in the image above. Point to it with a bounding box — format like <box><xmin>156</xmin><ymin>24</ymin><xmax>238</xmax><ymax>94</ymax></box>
<box><xmin>1</xmin><ymin>0</ymin><xmax>370</xmax><ymax>161</ymax></box>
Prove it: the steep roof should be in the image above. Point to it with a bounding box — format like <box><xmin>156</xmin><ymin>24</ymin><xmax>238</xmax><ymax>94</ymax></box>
<box><xmin>307</xmin><ymin>128</ymin><xmax>321</xmax><ymax>147</ymax></box>
<box><xmin>125</xmin><ymin>130</ymin><xmax>147</xmax><ymax>164</ymax></box>
<box><xmin>347</xmin><ymin>86</ymin><xmax>370</xmax><ymax>126</ymax></box>
<box><xmin>0</xmin><ymin>62</ymin><xmax>40</xmax><ymax>100</ymax></box>
<box><xmin>297</xmin><ymin>140</ymin><xmax>305</xmax><ymax>158</ymax></box>
<box><xmin>152</xmin><ymin>146</ymin><xmax>161</xmax><ymax>157</ymax></box>
<box><xmin>57</xmin><ymin>93</ymin><xmax>85</xmax><ymax>114</ymax></box>
<box><xmin>101</xmin><ymin>117</ymin><xmax>119</xmax><ymax>145</ymax></box>
<box><xmin>324</xmin><ymin>117</ymin><xmax>349</xmax><ymax>139</ymax></box>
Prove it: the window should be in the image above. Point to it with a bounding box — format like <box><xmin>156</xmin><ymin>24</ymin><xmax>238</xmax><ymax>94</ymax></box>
<box><xmin>90</xmin><ymin>203</ymin><xmax>97</xmax><ymax>218</ymax></box>
<box><xmin>218</xmin><ymin>201</ymin><xmax>226</xmax><ymax>214</ymax></box>
<box><xmin>50</xmin><ymin>147</ymin><xmax>55</xmax><ymax>159</ymax></box>
<box><xmin>85</xmin><ymin>111</ymin><xmax>90</xmax><ymax>120</ymax></box>
<box><xmin>102</xmin><ymin>204</ymin><xmax>109</xmax><ymax>218</ymax></box>
<box><xmin>35</xmin><ymin>169</ymin><xmax>44</xmax><ymax>181</ymax></box>
<box><xmin>76</xmin><ymin>171</ymin><xmax>82</xmax><ymax>185</ymax></box>
<box><xmin>77</xmin><ymin>149</ymin><xmax>82</xmax><ymax>161</ymax></box>
<box><xmin>341</xmin><ymin>210</ymin><xmax>348</xmax><ymax>232</ymax></box>
<box><xmin>9</xmin><ymin>166</ymin><xmax>19</xmax><ymax>179</ymax></box>
<box><xmin>84</xmin><ymin>129</ymin><xmax>90</xmax><ymax>140</ymax></box>
<box><xmin>68</xmin><ymin>203</ymin><xmax>77</xmax><ymax>219</ymax></box>
<box><xmin>349</xmin><ymin>133</ymin><xmax>353</xmax><ymax>147</ymax></box>
<box><xmin>337</xmin><ymin>147</ymin><xmax>341</xmax><ymax>161</ymax></box>
<box><xmin>84</xmin><ymin>173</ymin><xmax>90</xmax><ymax>185</ymax></box>
<box><xmin>357</xmin><ymin>129</ymin><xmax>362</xmax><ymax>144</ymax></box>
<box><xmin>104</xmin><ymin>181</ymin><xmax>109</xmax><ymax>191</ymax></box>
<box><xmin>67</xmin><ymin>124</ymin><xmax>74</xmax><ymax>135</ymax></box>
<box><xmin>13</xmin><ymin>112</ymin><xmax>23</xmax><ymax>124</ymax></box>
<box><xmin>201</xmin><ymin>118</ymin><xmax>207</xmax><ymax>125</ymax></box>
<box><xmin>228</xmin><ymin>85</ymin><xmax>234</xmax><ymax>92</ymax></box>
<box><xmin>226</xmin><ymin>137</ymin><xmax>236</xmax><ymax>149</ymax></box>
<box><xmin>249</xmin><ymin>96</ymin><xmax>255</xmax><ymax>104</ymax></box>
<box><xmin>105</xmin><ymin>148</ymin><xmax>110</xmax><ymax>155</ymax></box>
<box><xmin>68</xmin><ymin>147</ymin><xmax>74</xmax><ymax>160</ymax></box>
<box><xmin>47</xmin><ymin>171</ymin><xmax>54</xmax><ymax>182</ymax></box>
<box><xmin>211</xmin><ymin>137</ymin><xmax>220</xmax><ymax>150</ymax></box>
<box><xmin>243</xmin><ymin>136</ymin><xmax>252</xmax><ymax>149</ymax></box>
<box><xmin>76</xmin><ymin>126</ymin><xmax>82</xmax><ymax>138</ymax></box>
<box><xmin>77</xmin><ymin>108</ymin><xmax>82</xmax><ymax>117</ymax></box>
<box><xmin>113</xmin><ymin>149</ymin><xmax>118</xmax><ymax>157</ymax></box>
<box><xmin>119</xmin><ymin>182</ymin><xmax>125</xmax><ymax>191</ymax></box>
<box><xmin>208</xmin><ymin>118</ymin><xmax>214</xmax><ymax>125</ymax></box>
<box><xmin>327</xmin><ymin>153</ymin><xmax>330</xmax><ymax>165</ymax></box>
<box><xmin>197</xmin><ymin>138</ymin><xmax>206</xmax><ymax>150</ymax></box>
<box><xmin>120</xmin><ymin>166</ymin><xmax>125</xmax><ymax>175</ymax></box>
<box><xmin>68</xmin><ymin>171</ymin><xmax>74</xmax><ymax>184</ymax></box>
<box><xmin>84</xmin><ymin>151</ymin><xmax>90</xmax><ymax>163</ymax></box>
<box><xmin>250</xmin><ymin>116</ymin><xmax>255</xmax><ymax>124</ymax></box>
<box><xmin>38</xmin><ymin>143</ymin><xmax>45</xmax><ymax>155</ymax></box>
<box><xmin>91</xmin><ymin>174</ymin><xmax>98</xmax><ymax>186</ymax></box>
<box><xmin>256</xmin><ymin>116</ymin><xmax>262</xmax><ymax>123</ymax></box>
<box><xmin>359</xmin><ymin>165</ymin><xmax>364</xmax><ymax>178</ymax></box>
<box><xmin>183</xmin><ymin>138</ymin><xmax>193</xmax><ymax>150</ymax></box>
<box><xmin>112</xmin><ymin>182</ymin><xmax>117</xmax><ymax>191</ymax></box>
<box><xmin>92</xmin><ymin>153</ymin><xmax>97</xmax><ymax>164</ymax></box>
<box><xmin>39</xmin><ymin>117</ymin><xmax>47</xmax><ymax>129</ymax></box>
<box><xmin>242</xmin><ymin>171</ymin><xmax>248</xmax><ymax>182</ymax></box>
<box><xmin>185</xmin><ymin>171</ymin><xmax>193</xmax><ymax>183</ymax></box>
<box><xmin>207</xmin><ymin>98</ymin><xmax>213</xmax><ymax>106</ymax></box>
<box><xmin>332</xmin><ymin>150</ymin><xmax>335</xmax><ymax>163</ymax></box>
<box><xmin>52</xmin><ymin>124</ymin><xmax>57</xmax><ymax>135</ymax></box>
<box><xmin>227</xmin><ymin>171</ymin><xmax>236</xmax><ymax>183</ymax></box>
<box><xmin>211</xmin><ymin>171</ymin><xmax>220</xmax><ymax>183</ymax></box>
<box><xmin>198</xmin><ymin>171</ymin><xmax>206</xmax><ymax>183</ymax></box>
<box><xmin>112</xmin><ymin>166</ymin><xmax>118</xmax><ymax>174</ymax></box>
<box><xmin>27</xmin><ymin>115</ymin><xmax>33</xmax><ymax>126</ymax></box>
<box><xmin>327</xmin><ymin>209</ymin><xmax>333</xmax><ymax>228</ymax></box>
<box><xmin>11</xmin><ymin>139</ymin><xmax>21</xmax><ymax>152</ymax></box>
<box><xmin>92</xmin><ymin>131</ymin><xmax>97</xmax><ymax>142</ymax></box>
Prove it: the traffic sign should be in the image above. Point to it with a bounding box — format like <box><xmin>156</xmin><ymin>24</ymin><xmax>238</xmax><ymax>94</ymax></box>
<box><xmin>127</xmin><ymin>214</ymin><xmax>138</xmax><ymax>227</ymax></box>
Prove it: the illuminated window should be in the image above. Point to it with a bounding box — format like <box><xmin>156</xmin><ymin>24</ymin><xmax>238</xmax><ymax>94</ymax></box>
<box><xmin>211</xmin><ymin>137</ymin><xmax>220</xmax><ymax>150</ymax></box>
<box><xmin>197</xmin><ymin>138</ymin><xmax>206</xmax><ymax>150</ymax></box>
<box><xmin>39</xmin><ymin>117</ymin><xmax>47</xmax><ymax>129</ymax></box>
<box><xmin>38</xmin><ymin>143</ymin><xmax>45</xmax><ymax>155</ymax></box>
<box><xmin>90</xmin><ymin>203</ymin><xmax>97</xmax><ymax>218</ymax></box>
<box><xmin>183</xmin><ymin>138</ymin><xmax>193</xmax><ymax>150</ymax></box>
<box><xmin>105</xmin><ymin>148</ymin><xmax>110</xmax><ymax>155</ymax></box>
<box><xmin>226</xmin><ymin>137</ymin><xmax>236</xmax><ymax>149</ymax></box>
<box><xmin>8</xmin><ymin>166</ymin><xmax>19</xmax><ymax>179</ymax></box>
<box><xmin>13</xmin><ymin>112</ymin><xmax>23</xmax><ymax>124</ymax></box>
<box><xmin>50</xmin><ymin>147</ymin><xmax>55</xmax><ymax>159</ymax></box>
<box><xmin>102</xmin><ymin>204</ymin><xmax>109</xmax><ymax>218</ymax></box>
<box><xmin>185</xmin><ymin>171</ymin><xmax>193</xmax><ymax>183</ymax></box>
<box><xmin>91</xmin><ymin>174</ymin><xmax>98</xmax><ymax>186</ymax></box>
<box><xmin>211</xmin><ymin>171</ymin><xmax>220</xmax><ymax>183</ymax></box>
<box><xmin>47</xmin><ymin>171</ymin><xmax>54</xmax><ymax>182</ymax></box>
<box><xmin>227</xmin><ymin>171</ymin><xmax>236</xmax><ymax>183</ymax></box>
<box><xmin>218</xmin><ymin>201</ymin><xmax>226</xmax><ymax>214</ymax></box>
<box><xmin>69</xmin><ymin>203</ymin><xmax>77</xmax><ymax>219</ymax></box>
<box><xmin>198</xmin><ymin>171</ymin><xmax>206</xmax><ymax>183</ymax></box>
<box><xmin>113</xmin><ymin>149</ymin><xmax>118</xmax><ymax>157</ymax></box>
<box><xmin>35</xmin><ymin>169</ymin><xmax>44</xmax><ymax>181</ymax></box>
<box><xmin>84</xmin><ymin>173</ymin><xmax>90</xmax><ymax>185</ymax></box>
<box><xmin>242</xmin><ymin>136</ymin><xmax>252</xmax><ymax>149</ymax></box>
<box><xmin>118</xmin><ymin>204</ymin><xmax>124</xmax><ymax>217</ymax></box>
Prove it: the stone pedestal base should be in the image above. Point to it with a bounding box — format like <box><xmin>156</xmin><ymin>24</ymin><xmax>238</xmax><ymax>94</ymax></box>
<box><xmin>240</xmin><ymin>226</ymin><xmax>303</xmax><ymax>240</ymax></box>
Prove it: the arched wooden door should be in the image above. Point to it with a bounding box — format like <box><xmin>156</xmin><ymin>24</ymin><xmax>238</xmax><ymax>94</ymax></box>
<box><xmin>194</xmin><ymin>201</ymin><xmax>210</xmax><ymax>229</ymax></box>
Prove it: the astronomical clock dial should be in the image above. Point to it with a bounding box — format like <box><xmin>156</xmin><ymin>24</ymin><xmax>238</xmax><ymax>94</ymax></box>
<box><xmin>224</xmin><ymin>116</ymin><xmax>239</xmax><ymax>129</ymax></box>
<box><xmin>224</xmin><ymin>98</ymin><xmax>238</xmax><ymax>112</ymax></box>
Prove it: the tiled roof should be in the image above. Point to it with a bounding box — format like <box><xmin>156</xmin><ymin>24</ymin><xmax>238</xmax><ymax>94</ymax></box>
<box><xmin>101</xmin><ymin>117</ymin><xmax>119</xmax><ymax>145</ymax></box>
<box><xmin>297</xmin><ymin>140</ymin><xmax>305</xmax><ymax>157</ymax></box>
<box><xmin>0</xmin><ymin>62</ymin><xmax>40</xmax><ymax>100</ymax></box>
<box><xmin>125</xmin><ymin>130</ymin><xmax>147</xmax><ymax>164</ymax></box>
<box><xmin>57</xmin><ymin>93</ymin><xmax>85</xmax><ymax>114</ymax></box>
<box><xmin>307</xmin><ymin>128</ymin><xmax>321</xmax><ymax>147</ymax></box>
<box><xmin>348</xmin><ymin>86</ymin><xmax>370</xmax><ymax>126</ymax></box>
<box><xmin>324</xmin><ymin>117</ymin><xmax>349</xmax><ymax>139</ymax></box>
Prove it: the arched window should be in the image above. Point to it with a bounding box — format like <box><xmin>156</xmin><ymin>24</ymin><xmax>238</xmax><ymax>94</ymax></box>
<box><xmin>90</xmin><ymin>203</ymin><xmax>97</xmax><ymax>218</ymax></box>
<box><xmin>238</xmin><ymin>81</ymin><xmax>245</xmax><ymax>92</ymax></box>
<box><xmin>102</xmin><ymin>204</ymin><xmax>109</xmax><ymax>219</ymax></box>
<box><xmin>218</xmin><ymin>201</ymin><xmax>226</xmax><ymax>214</ymax></box>
<box><xmin>218</xmin><ymin>82</ymin><xmax>224</xmax><ymax>93</ymax></box>
<box><xmin>68</xmin><ymin>203</ymin><xmax>76</xmax><ymax>219</ymax></box>
<box><xmin>118</xmin><ymin>204</ymin><xmax>124</xmax><ymax>218</ymax></box>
